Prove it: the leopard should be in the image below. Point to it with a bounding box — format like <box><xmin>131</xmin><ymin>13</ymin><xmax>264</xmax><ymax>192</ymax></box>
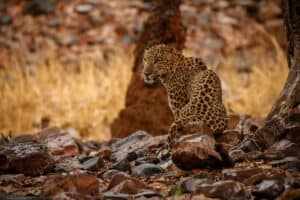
<box><xmin>142</xmin><ymin>44</ymin><xmax>228</xmax><ymax>144</ymax></box>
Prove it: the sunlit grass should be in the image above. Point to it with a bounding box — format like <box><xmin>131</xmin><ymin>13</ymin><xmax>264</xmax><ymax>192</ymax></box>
<box><xmin>221</xmin><ymin>38</ymin><xmax>288</xmax><ymax>117</ymax></box>
<box><xmin>0</xmin><ymin>49</ymin><xmax>132</xmax><ymax>141</ymax></box>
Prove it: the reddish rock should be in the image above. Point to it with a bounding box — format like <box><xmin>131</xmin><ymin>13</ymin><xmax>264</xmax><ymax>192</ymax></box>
<box><xmin>0</xmin><ymin>135</ymin><xmax>53</xmax><ymax>176</ymax></box>
<box><xmin>38</xmin><ymin>127</ymin><xmax>80</xmax><ymax>157</ymax></box>
<box><xmin>111</xmin><ymin>0</ymin><xmax>186</xmax><ymax>137</ymax></box>
<box><xmin>44</xmin><ymin>174</ymin><xmax>99</xmax><ymax>196</ymax></box>
<box><xmin>171</xmin><ymin>134</ymin><xmax>223</xmax><ymax>170</ymax></box>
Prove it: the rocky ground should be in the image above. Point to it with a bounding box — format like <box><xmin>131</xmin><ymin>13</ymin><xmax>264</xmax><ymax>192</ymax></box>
<box><xmin>0</xmin><ymin>115</ymin><xmax>300</xmax><ymax>200</ymax></box>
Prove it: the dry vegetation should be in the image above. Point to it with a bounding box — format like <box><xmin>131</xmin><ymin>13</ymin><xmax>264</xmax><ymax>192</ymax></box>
<box><xmin>220</xmin><ymin>33</ymin><xmax>288</xmax><ymax>118</ymax></box>
<box><xmin>0</xmin><ymin>49</ymin><xmax>132</xmax><ymax>140</ymax></box>
<box><xmin>0</xmin><ymin>38</ymin><xmax>288</xmax><ymax>140</ymax></box>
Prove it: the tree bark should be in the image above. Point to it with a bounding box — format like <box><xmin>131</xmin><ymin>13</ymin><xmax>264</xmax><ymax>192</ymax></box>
<box><xmin>254</xmin><ymin>0</ymin><xmax>300</xmax><ymax>149</ymax></box>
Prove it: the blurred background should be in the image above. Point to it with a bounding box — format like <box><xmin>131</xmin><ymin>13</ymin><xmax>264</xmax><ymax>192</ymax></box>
<box><xmin>0</xmin><ymin>0</ymin><xmax>287</xmax><ymax>140</ymax></box>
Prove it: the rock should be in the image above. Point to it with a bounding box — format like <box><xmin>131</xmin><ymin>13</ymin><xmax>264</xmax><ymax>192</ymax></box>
<box><xmin>24</xmin><ymin>0</ymin><xmax>55</xmax><ymax>15</ymax></box>
<box><xmin>107</xmin><ymin>172</ymin><xmax>132</xmax><ymax>190</ymax></box>
<box><xmin>269</xmin><ymin>156</ymin><xmax>300</xmax><ymax>167</ymax></box>
<box><xmin>265</xmin><ymin>139</ymin><xmax>300</xmax><ymax>159</ymax></box>
<box><xmin>171</xmin><ymin>134</ymin><xmax>223</xmax><ymax>170</ymax></box>
<box><xmin>0</xmin><ymin>135</ymin><xmax>53</xmax><ymax>176</ymax></box>
<box><xmin>216</xmin><ymin>130</ymin><xmax>242</xmax><ymax>150</ymax></box>
<box><xmin>109</xmin><ymin>179</ymin><xmax>147</xmax><ymax>194</ymax></box>
<box><xmin>222</xmin><ymin>168</ymin><xmax>264</xmax><ymax>182</ymax></box>
<box><xmin>0</xmin><ymin>15</ymin><xmax>12</xmax><ymax>25</ymax></box>
<box><xmin>53</xmin><ymin>157</ymin><xmax>81</xmax><ymax>172</ymax></box>
<box><xmin>132</xmin><ymin>163</ymin><xmax>163</xmax><ymax>177</ymax></box>
<box><xmin>111</xmin><ymin>131</ymin><xmax>165</xmax><ymax>162</ymax></box>
<box><xmin>99</xmin><ymin>146</ymin><xmax>112</xmax><ymax>160</ymax></box>
<box><xmin>75</xmin><ymin>3</ymin><xmax>94</xmax><ymax>14</ymax></box>
<box><xmin>158</xmin><ymin>160</ymin><xmax>173</xmax><ymax>170</ymax></box>
<box><xmin>112</xmin><ymin>158</ymin><xmax>131</xmax><ymax>172</ymax></box>
<box><xmin>180</xmin><ymin>177</ymin><xmax>213</xmax><ymax>193</ymax></box>
<box><xmin>0</xmin><ymin>193</ymin><xmax>46</xmax><ymax>200</ymax></box>
<box><xmin>134</xmin><ymin>191</ymin><xmax>162</xmax><ymax>199</ymax></box>
<box><xmin>235</xmin><ymin>137</ymin><xmax>261</xmax><ymax>153</ymax></box>
<box><xmin>44</xmin><ymin>174</ymin><xmax>99</xmax><ymax>196</ymax></box>
<box><xmin>102</xmin><ymin>192</ymin><xmax>130</xmax><ymax>200</ymax></box>
<box><xmin>157</xmin><ymin>149</ymin><xmax>171</xmax><ymax>161</ymax></box>
<box><xmin>229</xmin><ymin>149</ymin><xmax>247</xmax><ymax>162</ymax></box>
<box><xmin>102</xmin><ymin>170</ymin><xmax>123</xmax><ymax>180</ymax></box>
<box><xmin>80</xmin><ymin>156</ymin><xmax>104</xmax><ymax>171</ymax></box>
<box><xmin>278</xmin><ymin>189</ymin><xmax>300</xmax><ymax>200</ymax></box>
<box><xmin>38</xmin><ymin>128</ymin><xmax>80</xmax><ymax>157</ymax></box>
<box><xmin>126</xmin><ymin>151</ymin><xmax>138</xmax><ymax>162</ymax></box>
<box><xmin>106</xmin><ymin>172</ymin><xmax>153</xmax><ymax>198</ymax></box>
<box><xmin>196</xmin><ymin>180</ymin><xmax>251</xmax><ymax>200</ymax></box>
<box><xmin>253</xmin><ymin>179</ymin><xmax>284</xmax><ymax>199</ymax></box>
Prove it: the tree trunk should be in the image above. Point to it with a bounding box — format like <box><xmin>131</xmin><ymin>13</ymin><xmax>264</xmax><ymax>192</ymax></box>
<box><xmin>254</xmin><ymin>0</ymin><xmax>300</xmax><ymax>149</ymax></box>
<box><xmin>111</xmin><ymin>0</ymin><xmax>186</xmax><ymax>138</ymax></box>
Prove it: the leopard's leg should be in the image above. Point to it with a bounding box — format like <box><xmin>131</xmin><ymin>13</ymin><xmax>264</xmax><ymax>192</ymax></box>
<box><xmin>168</xmin><ymin>120</ymin><xmax>184</xmax><ymax>147</ymax></box>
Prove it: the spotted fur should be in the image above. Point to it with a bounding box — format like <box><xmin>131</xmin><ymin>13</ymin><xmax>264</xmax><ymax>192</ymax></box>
<box><xmin>143</xmin><ymin>44</ymin><xmax>227</xmax><ymax>141</ymax></box>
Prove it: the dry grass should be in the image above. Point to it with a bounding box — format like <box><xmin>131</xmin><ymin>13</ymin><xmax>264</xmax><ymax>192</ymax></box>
<box><xmin>221</xmin><ymin>44</ymin><xmax>288</xmax><ymax>118</ymax></box>
<box><xmin>0</xmin><ymin>49</ymin><xmax>132</xmax><ymax>141</ymax></box>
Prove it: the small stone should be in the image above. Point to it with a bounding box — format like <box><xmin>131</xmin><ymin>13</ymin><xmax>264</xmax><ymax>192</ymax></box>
<box><xmin>134</xmin><ymin>191</ymin><xmax>162</xmax><ymax>199</ymax></box>
<box><xmin>253</xmin><ymin>179</ymin><xmax>284</xmax><ymax>199</ymax></box>
<box><xmin>24</xmin><ymin>0</ymin><xmax>55</xmax><ymax>15</ymax></box>
<box><xmin>112</xmin><ymin>158</ymin><xmax>131</xmax><ymax>172</ymax></box>
<box><xmin>102</xmin><ymin>169</ymin><xmax>123</xmax><ymax>180</ymax></box>
<box><xmin>80</xmin><ymin>156</ymin><xmax>104</xmax><ymax>171</ymax></box>
<box><xmin>278</xmin><ymin>189</ymin><xmax>300</xmax><ymax>200</ymax></box>
<box><xmin>99</xmin><ymin>146</ymin><xmax>112</xmax><ymax>160</ymax></box>
<box><xmin>269</xmin><ymin>156</ymin><xmax>299</xmax><ymax>166</ymax></box>
<box><xmin>0</xmin><ymin>15</ymin><xmax>12</xmax><ymax>25</ymax></box>
<box><xmin>75</xmin><ymin>3</ymin><xmax>94</xmax><ymax>14</ymax></box>
<box><xmin>222</xmin><ymin>168</ymin><xmax>264</xmax><ymax>182</ymax></box>
<box><xmin>180</xmin><ymin>177</ymin><xmax>213</xmax><ymax>193</ymax></box>
<box><xmin>44</xmin><ymin>174</ymin><xmax>99</xmax><ymax>196</ymax></box>
<box><xmin>126</xmin><ymin>151</ymin><xmax>138</xmax><ymax>162</ymax></box>
<box><xmin>157</xmin><ymin>149</ymin><xmax>171</xmax><ymax>161</ymax></box>
<box><xmin>107</xmin><ymin>172</ymin><xmax>132</xmax><ymax>190</ymax></box>
<box><xmin>132</xmin><ymin>163</ymin><xmax>163</xmax><ymax>177</ymax></box>
<box><xmin>197</xmin><ymin>180</ymin><xmax>251</xmax><ymax>200</ymax></box>
<box><xmin>102</xmin><ymin>192</ymin><xmax>129</xmax><ymax>200</ymax></box>
<box><xmin>107</xmin><ymin>172</ymin><xmax>149</xmax><ymax>196</ymax></box>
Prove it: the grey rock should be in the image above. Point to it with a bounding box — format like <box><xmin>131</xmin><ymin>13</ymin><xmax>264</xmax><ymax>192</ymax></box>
<box><xmin>112</xmin><ymin>159</ymin><xmax>131</xmax><ymax>172</ymax></box>
<box><xmin>253</xmin><ymin>179</ymin><xmax>284</xmax><ymax>199</ymax></box>
<box><xmin>132</xmin><ymin>163</ymin><xmax>163</xmax><ymax>177</ymax></box>
<box><xmin>75</xmin><ymin>3</ymin><xmax>94</xmax><ymax>14</ymax></box>
<box><xmin>103</xmin><ymin>192</ymin><xmax>129</xmax><ymax>200</ymax></box>
<box><xmin>0</xmin><ymin>15</ymin><xmax>12</xmax><ymax>25</ymax></box>
<box><xmin>111</xmin><ymin>131</ymin><xmax>165</xmax><ymax>162</ymax></box>
<box><xmin>24</xmin><ymin>0</ymin><xmax>55</xmax><ymax>15</ymax></box>
<box><xmin>80</xmin><ymin>156</ymin><xmax>104</xmax><ymax>171</ymax></box>
<box><xmin>197</xmin><ymin>180</ymin><xmax>252</xmax><ymax>200</ymax></box>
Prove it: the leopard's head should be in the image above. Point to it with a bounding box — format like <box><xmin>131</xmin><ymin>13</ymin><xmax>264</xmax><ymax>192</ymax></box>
<box><xmin>142</xmin><ymin>44</ymin><xmax>182</xmax><ymax>85</ymax></box>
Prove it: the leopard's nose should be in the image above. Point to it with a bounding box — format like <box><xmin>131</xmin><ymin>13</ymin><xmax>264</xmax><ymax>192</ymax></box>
<box><xmin>144</xmin><ymin>72</ymin><xmax>151</xmax><ymax>77</ymax></box>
